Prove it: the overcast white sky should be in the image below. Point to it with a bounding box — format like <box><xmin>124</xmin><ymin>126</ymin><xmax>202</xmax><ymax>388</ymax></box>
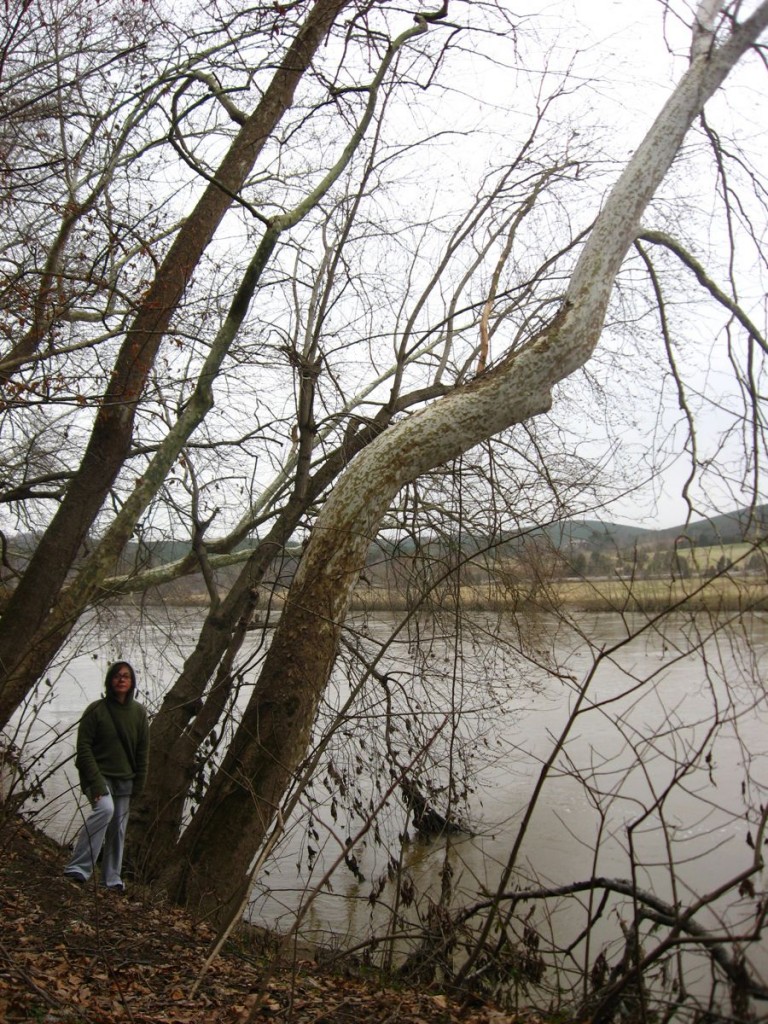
<box><xmin>505</xmin><ymin>1</ymin><xmax>767</xmax><ymax>529</ymax></box>
<box><xmin>389</xmin><ymin>1</ymin><xmax>767</xmax><ymax>529</ymax></box>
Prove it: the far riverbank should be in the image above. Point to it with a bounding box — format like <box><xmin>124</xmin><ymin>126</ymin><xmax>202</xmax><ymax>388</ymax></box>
<box><xmin>130</xmin><ymin>573</ymin><xmax>768</xmax><ymax>615</ymax></box>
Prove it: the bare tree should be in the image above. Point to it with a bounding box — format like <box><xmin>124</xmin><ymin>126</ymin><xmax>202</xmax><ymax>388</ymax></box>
<box><xmin>1</xmin><ymin>11</ymin><xmax>767</xmax><ymax>1020</ymax></box>
<box><xmin>0</xmin><ymin>0</ymin><xmax>373</xmax><ymax>722</ymax></box>
<box><xmin>151</xmin><ymin>0</ymin><xmax>768</xmax><ymax>919</ymax></box>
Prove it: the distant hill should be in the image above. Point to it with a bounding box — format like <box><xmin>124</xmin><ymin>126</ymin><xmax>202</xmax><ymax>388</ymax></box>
<box><xmin>3</xmin><ymin>505</ymin><xmax>765</xmax><ymax>602</ymax></box>
<box><xmin>651</xmin><ymin>505</ymin><xmax>768</xmax><ymax>546</ymax></box>
<box><xmin>552</xmin><ymin>504</ymin><xmax>768</xmax><ymax>552</ymax></box>
<box><xmin>5</xmin><ymin>505</ymin><xmax>767</xmax><ymax>564</ymax></box>
<box><xmin>541</xmin><ymin>519</ymin><xmax>657</xmax><ymax>548</ymax></box>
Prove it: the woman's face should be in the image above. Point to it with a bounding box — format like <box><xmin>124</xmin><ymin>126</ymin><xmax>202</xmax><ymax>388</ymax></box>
<box><xmin>110</xmin><ymin>666</ymin><xmax>133</xmax><ymax>703</ymax></box>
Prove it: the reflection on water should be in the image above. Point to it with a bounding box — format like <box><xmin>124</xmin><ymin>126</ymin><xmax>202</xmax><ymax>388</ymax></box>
<box><xmin>247</xmin><ymin>610</ymin><xmax>768</xmax><ymax>1009</ymax></box>
<box><xmin>10</xmin><ymin>606</ymin><xmax>768</xmax><ymax>1011</ymax></box>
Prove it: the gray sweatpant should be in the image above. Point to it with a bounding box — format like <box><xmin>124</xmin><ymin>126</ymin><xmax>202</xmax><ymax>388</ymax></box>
<box><xmin>64</xmin><ymin>781</ymin><xmax>131</xmax><ymax>888</ymax></box>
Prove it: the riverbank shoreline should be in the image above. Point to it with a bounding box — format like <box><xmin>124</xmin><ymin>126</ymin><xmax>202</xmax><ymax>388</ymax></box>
<box><xmin>0</xmin><ymin>809</ymin><xmax>537</xmax><ymax>1024</ymax></box>
<box><xmin>134</xmin><ymin>575</ymin><xmax>768</xmax><ymax>615</ymax></box>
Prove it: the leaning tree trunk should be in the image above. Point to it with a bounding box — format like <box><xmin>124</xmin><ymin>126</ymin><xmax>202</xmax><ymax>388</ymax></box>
<box><xmin>0</xmin><ymin>0</ymin><xmax>352</xmax><ymax>730</ymax></box>
<box><xmin>161</xmin><ymin>3</ymin><xmax>768</xmax><ymax>919</ymax></box>
<box><xmin>131</xmin><ymin>397</ymin><xmax>434</xmax><ymax>877</ymax></box>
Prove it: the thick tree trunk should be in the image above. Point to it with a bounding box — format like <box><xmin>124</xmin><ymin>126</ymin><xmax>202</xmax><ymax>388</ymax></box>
<box><xmin>130</xmin><ymin>404</ymin><xmax>410</xmax><ymax>876</ymax></box>
<box><xmin>159</xmin><ymin>5</ymin><xmax>768</xmax><ymax>919</ymax></box>
<box><xmin>0</xmin><ymin>0</ymin><xmax>352</xmax><ymax>729</ymax></box>
<box><xmin>129</xmin><ymin>532</ymin><xmax>290</xmax><ymax>880</ymax></box>
<box><xmin>161</xmin><ymin>564</ymin><xmax>344</xmax><ymax>916</ymax></box>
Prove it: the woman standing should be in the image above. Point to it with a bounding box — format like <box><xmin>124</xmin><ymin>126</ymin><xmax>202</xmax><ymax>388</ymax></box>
<box><xmin>63</xmin><ymin>661</ymin><xmax>149</xmax><ymax>891</ymax></box>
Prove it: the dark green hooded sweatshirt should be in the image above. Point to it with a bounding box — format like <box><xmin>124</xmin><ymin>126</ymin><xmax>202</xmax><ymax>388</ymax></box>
<box><xmin>75</xmin><ymin>682</ymin><xmax>149</xmax><ymax>802</ymax></box>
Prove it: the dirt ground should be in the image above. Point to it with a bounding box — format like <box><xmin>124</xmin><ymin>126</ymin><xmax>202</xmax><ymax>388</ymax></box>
<box><xmin>0</xmin><ymin>811</ymin><xmax>534</xmax><ymax>1024</ymax></box>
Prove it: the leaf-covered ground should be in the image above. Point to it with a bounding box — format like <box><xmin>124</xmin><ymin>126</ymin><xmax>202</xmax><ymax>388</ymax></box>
<box><xmin>0</xmin><ymin>813</ymin><xmax>536</xmax><ymax>1023</ymax></box>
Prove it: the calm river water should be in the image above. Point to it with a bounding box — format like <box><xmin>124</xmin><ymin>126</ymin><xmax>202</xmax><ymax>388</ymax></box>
<box><xmin>8</xmin><ymin>606</ymin><xmax>768</xmax><ymax>1006</ymax></box>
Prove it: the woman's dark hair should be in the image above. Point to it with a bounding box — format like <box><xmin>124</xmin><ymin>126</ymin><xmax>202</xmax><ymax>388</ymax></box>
<box><xmin>105</xmin><ymin>661</ymin><xmax>137</xmax><ymax>697</ymax></box>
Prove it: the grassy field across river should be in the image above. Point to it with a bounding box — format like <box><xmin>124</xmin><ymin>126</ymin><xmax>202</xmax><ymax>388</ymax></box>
<box><xmin>349</xmin><ymin>575</ymin><xmax>768</xmax><ymax>614</ymax></box>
